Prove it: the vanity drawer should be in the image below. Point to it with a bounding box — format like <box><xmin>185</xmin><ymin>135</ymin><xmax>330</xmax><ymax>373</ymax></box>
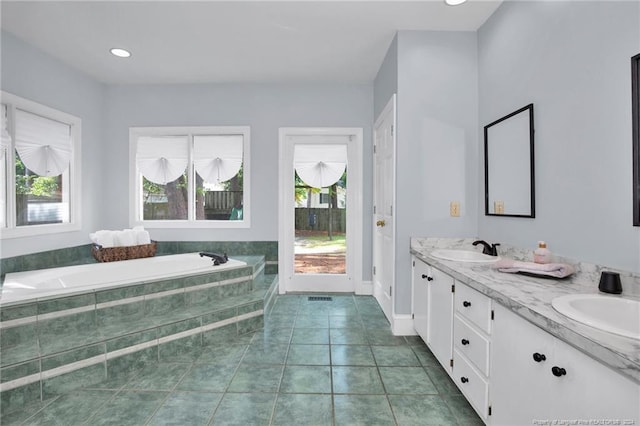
<box><xmin>454</xmin><ymin>315</ymin><xmax>490</xmax><ymax>375</ymax></box>
<box><xmin>453</xmin><ymin>349</ymin><xmax>489</xmax><ymax>420</ymax></box>
<box><xmin>455</xmin><ymin>284</ymin><xmax>492</xmax><ymax>334</ymax></box>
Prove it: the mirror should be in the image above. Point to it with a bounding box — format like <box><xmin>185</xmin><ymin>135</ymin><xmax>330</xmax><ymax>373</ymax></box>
<box><xmin>633</xmin><ymin>53</ymin><xmax>640</xmax><ymax>226</ymax></box>
<box><xmin>484</xmin><ymin>104</ymin><xmax>535</xmax><ymax>218</ymax></box>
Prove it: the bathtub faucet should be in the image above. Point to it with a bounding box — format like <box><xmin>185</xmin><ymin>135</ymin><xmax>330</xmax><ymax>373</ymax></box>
<box><xmin>199</xmin><ymin>252</ymin><xmax>229</xmax><ymax>265</ymax></box>
<box><xmin>472</xmin><ymin>240</ymin><xmax>500</xmax><ymax>256</ymax></box>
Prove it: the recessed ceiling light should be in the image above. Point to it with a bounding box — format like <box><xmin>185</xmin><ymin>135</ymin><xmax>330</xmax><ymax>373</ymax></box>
<box><xmin>110</xmin><ymin>48</ymin><xmax>131</xmax><ymax>58</ymax></box>
<box><xmin>445</xmin><ymin>0</ymin><xmax>467</xmax><ymax>5</ymax></box>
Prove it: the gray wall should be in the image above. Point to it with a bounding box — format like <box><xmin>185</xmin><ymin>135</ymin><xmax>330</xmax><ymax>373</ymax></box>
<box><xmin>376</xmin><ymin>31</ymin><xmax>479</xmax><ymax>314</ymax></box>
<box><xmin>477</xmin><ymin>1</ymin><xmax>640</xmax><ymax>271</ymax></box>
<box><xmin>373</xmin><ymin>35</ymin><xmax>398</xmax><ymax>120</ymax></box>
<box><xmin>0</xmin><ymin>32</ymin><xmax>105</xmax><ymax>258</ymax></box>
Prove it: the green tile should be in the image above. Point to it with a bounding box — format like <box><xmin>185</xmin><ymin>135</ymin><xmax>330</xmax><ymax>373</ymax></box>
<box><xmin>294</xmin><ymin>315</ymin><xmax>329</xmax><ymax>328</ymax></box>
<box><xmin>334</xmin><ymin>394</ymin><xmax>396</xmax><ymax>426</ymax></box>
<box><xmin>378</xmin><ymin>367</ymin><xmax>438</xmax><ymax>394</ymax></box>
<box><xmin>106</xmin><ymin>347</ymin><xmax>158</xmax><ymax>384</ymax></box>
<box><xmin>329</xmin><ymin>315</ymin><xmax>363</xmax><ymax>329</ymax></box>
<box><xmin>404</xmin><ymin>335</ymin><xmax>425</xmax><ymax>346</ymax></box>
<box><xmin>0</xmin><ymin>395</ymin><xmax>55</xmax><ymax>425</ymax></box>
<box><xmin>1</xmin><ymin>323</ymin><xmax>40</xmax><ymax>367</ymax></box>
<box><xmin>252</xmin><ymin>327</ymin><xmax>292</xmax><ymax>345</ymax></box>
<box><xmin>95</xmin><ymin>285</ymin><xmax>145</xmax><ymax>304</ymax></box>
<box><xmin>360</xmin><ymin>314</ymin><xmax>391</xmax><ymax>329</ymax></box>
<box><xmin>144</xmin><ymin>293</ymin><xmax>186</xmax><ymax>317</ymax></box>
<box><xmin>330</xmin><ymin>305</ymin><xmax>359</xmax><ymax>316</ymax></box>
<box><xmin>270</xmin><ymin>302</ymin><xmax>300</xmax><ymax>316</ymax></box>
<box><xmin>41</xmin><ymin>343</ymin><xmax>105</xmax><ymax>371</ymax></box>
<box><xmin>265</xmin><ymin>314</ymin><xmax>296</xmax><ymax>328</ymax></box>
<box><xmin>22</xmin><ymin>389</ymin><xmax>115</xmax><ymax>426</ymax></box>
<box><xmin>158</xmin><ymin>335</ymin><xmax>202</xmax><ymax>362</ymax></box>
<box><xmin>330</xmin><ymin>328</ymin><xmax>368</xmax><ymax>345</ymax></box>
<box><xmin>0</xmin><ymin>303</ymin><xmax>37</xmax><ymax>322</ymax></box>
<box><xmin>42</xmin><ymin>363</ymin><xmax>107</xmax><ymax>399</ymax></box>
<box><xmin>88</xmin><ymin>390</ymin><xmax>168</xmax><ymax>426</ymax></box>
<box><xmin>237</xmin><ymin>301</ymin><xmax>263</xmax><ymax>316</ymax></box>
<box><xmin>143</xmin><ymin>278</ymin><xmax>184</xmax><ymax>296</ymax></box>
<box><xmin>330</xmin><ymin>345</ymin><xmax>376</xmax><ymax>366</ymax></box>
<box><xmin>106</xmin><ymin>329</ymin><xmax>157</xmax><ymax>352</ymax></box>
<box><xmin>124</xmin><ymin>362</ymin><xmax>190</xmax><ymax>390</ymax></box>
<box><xmin>388</xmin><ymin>394</ymin><xmax>458</xmax><ymax>425</ymax></box>
<box><xmin>0</xmin><ymin>382</ymin><xmax>42</xmax><ymax>416</ymax></box>
<box><xmin>237</xmin><ymin>315</ymin><xmax>264</xmax><ymax>335</ymax></box>
<box><xmin>286</xmin><ymin>344</ymin><xmax>330</xmax><ymax>365</ymax></box>
<box><xmin>228</xmin><ymin>364</ymin><xmax>283</xmax><ymax>393</ymax></box>
<box><xmin>158</xmin><ymin>318</ymin><xmax>200</xmax><ymax>338</ymax></box>
<box><xmin>371</xmin><ymin>346</ymin><xmax>420</xmax><ymax>366</ymax></box>
<box><xmin>147</xmin><ymin>391</ymin><xmax>222</xmax><ymax>426</ymax></box>
<box><xmin>423</xmin><ymin>364</ymin><xmax>461</xmax><ymax>395</ymax></box>
<box><xmin>365</xmin><ymin>329</ymin><xmax>406</xmax><ymax>346</ymax></box>
<box><xmin>412</xmin><ymin>345</ymin><xmax>441</xmax><ymax>367</ymax></box>
<box><xmin>332</xmin><ymin>366</ymin><xmax>384</xmax><ymax>394</ymax></box>
<box><xmin>196</xmin><ymin>344</ymin><xmax>247</xmax><ymax>365</ymax></box>
<box><xmin>443</xmin><ymin>394</ymin><xmax>484</xmax><ymax>425</ymax></box>
<box><xmin>291</xmin><ymin>328</ymin><xmax>329</xmax><ymax>345</ymax></box>
<box><xmin>280</xmin><ymin>365</ymin><xmax>331</xmax><ymax>394</ymax></box>
<box><xmin>38</xmin><ymin>311</ymin><xmax>101</xmax><ymax>356</ymax></box>
<box><xmin>202</xmin><ymin>323</ymin><xmax>238</xmax><ymax>346</ymax></box>
<box><xmin>212</xmin><ymin>392</ymin><xmax>276</xmax><ymax>426</ymax></box>
<box><xmin>241</xmin><ymin>343</ymin><xmax>289</xmax><ymax>365</ymax></box>
<box><xmin>273</xmin><ymin>393</ymin><xmax>332</xmax><ymax>426</ymax></box>
<box><xmin>37</xmin><ymin>294</ymin><xmax>96</xmax><ymax>315</ymax></box>
<box><xmin>176</xmin><ymin>364</ymin><xmax>236</xmax><ymax>392</ymax></box>
<box><xmin>201</xmin><ymin>308</ymin><xmax>237</xmax><ymax>326</ymax></box>
<box><xmin>1</xmin><ymin>360</ymin><xmax>40</xmax><ymax>383</ymax></box>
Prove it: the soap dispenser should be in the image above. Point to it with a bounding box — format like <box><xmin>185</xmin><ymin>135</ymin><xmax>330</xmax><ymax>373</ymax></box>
<box><xmin>534</xmin><ymin>241</ymin><xmax>552</xmax><ymax>264</ymax></box>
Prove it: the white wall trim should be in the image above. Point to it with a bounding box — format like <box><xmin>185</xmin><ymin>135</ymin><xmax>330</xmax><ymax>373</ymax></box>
<box><xmin>357</xmin><ymin>279</ymin><xmax>373</xmax><ymax>295</ymax></box>
<box><xmin>391</xmin><ymin>314</ymin><xmax>417</xmax><ymax>336</ymax></box>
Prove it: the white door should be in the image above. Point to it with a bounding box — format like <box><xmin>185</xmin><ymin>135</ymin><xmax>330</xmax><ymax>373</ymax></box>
<box><xmin>278</xmin><ymin>128</ymin><xmax>363</xmax><ymax>294</ymax></box>
<box><xmin>373</xmin><ymin>95</ymin><xmax>396</xmax><ymax>320</ymax></box>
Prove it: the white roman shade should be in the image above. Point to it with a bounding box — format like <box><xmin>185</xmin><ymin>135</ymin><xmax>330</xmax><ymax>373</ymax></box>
<box><xmin>1</xmin><ymin>104</ymin><xmax>11</xmax><ymax>161</ymax></box>
<box><xmin>193</xmin><ymin>134</ymin><xmax>243</xmax><ymax>183</ymax></box>
<box><xmin>14</xmin><ymin>109</ymin><xmax>71</xmax><ymax>177</ymax></box>
<box><xmin>294</xmin><ymin>144</ymin><xmax>347</xmax><ymax>188</ymax></box>
<box><xmin>136</xmin><ymin>136</ymin><xmax>189</xmax><ymax>185</ymax></box>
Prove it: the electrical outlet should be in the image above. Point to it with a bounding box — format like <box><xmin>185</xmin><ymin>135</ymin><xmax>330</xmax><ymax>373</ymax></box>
<box><xmin>450</xmin><ymin>201</ymin><xmax>460</xmax><ymax>217</ymax></box>
<box><xmin>494</xmin><ymin>200</ymin><xmax>505</xmax><ymax>215</ymax></box>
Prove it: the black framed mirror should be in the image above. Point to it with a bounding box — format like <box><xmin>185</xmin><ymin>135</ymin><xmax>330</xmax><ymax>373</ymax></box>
<box><xmin>632</xmin><ymin>53</ymin><xmax>640</xmax><ymax>226</ymax></box>
<box><xmin>484</xmin><ymin>104</ymin><xmax>535</xmax><ymax>218</ymax></box>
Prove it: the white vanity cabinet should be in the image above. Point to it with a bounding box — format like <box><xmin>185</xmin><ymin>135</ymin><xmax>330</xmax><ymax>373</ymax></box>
<box><xmin>491</xmin><ymin>303</ymin><xmax>640</xmax><ymax>425</ymax></box>
<box><xmin>412</xmin><ymin>257</ymin><xmax>454</xmax><ymax>374</ymax></box>
<box><xmin>452</xmin><ymin>282</ymin><xmax>493</xmax><ymax>420</ymax></box>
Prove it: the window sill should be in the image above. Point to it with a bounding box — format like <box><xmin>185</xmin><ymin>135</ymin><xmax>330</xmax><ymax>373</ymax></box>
<box><xmin>1</xmin><ymin>222</ymin><xmax>82</xmax><ymax>239</ymax></box>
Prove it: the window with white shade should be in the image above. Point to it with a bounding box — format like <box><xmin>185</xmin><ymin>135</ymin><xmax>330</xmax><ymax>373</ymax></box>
<box><xmin>1</xmin><ymin>92</ymin><xmax>81</xmax><ymax>239</ymax></box>
<box><xmin>130</xmin><ymin>126</ymin><xmax>249</xmax><ymax>227</ymax></box>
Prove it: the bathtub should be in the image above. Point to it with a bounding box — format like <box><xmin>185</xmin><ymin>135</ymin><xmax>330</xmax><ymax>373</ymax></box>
<box><xmin>1</xmin><ymin>253</ymin><xmax>247</xmax><ymax>305</ymax></box>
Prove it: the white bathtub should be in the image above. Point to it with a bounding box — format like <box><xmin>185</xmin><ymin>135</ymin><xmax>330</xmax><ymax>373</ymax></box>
<box><xmin>1</xmin><ymin>253</ymin><xmax>247</xmax><ymax>305</ymax></box>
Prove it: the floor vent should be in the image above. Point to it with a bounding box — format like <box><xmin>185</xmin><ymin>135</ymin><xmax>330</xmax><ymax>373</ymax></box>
<box><xmin>308</xmin><ymin>296</ymin><xmax>333</xmax><ymax>302</ymax></box>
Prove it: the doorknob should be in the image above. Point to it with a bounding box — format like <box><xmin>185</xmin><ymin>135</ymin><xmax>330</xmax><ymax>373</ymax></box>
<box><xmin>376</xmin><ymin>220</ymin><xmax>386</xmax><ymax>227</ymax></box>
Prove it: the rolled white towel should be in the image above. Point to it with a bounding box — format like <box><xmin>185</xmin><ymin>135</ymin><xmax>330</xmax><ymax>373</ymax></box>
<box><xmin>89</xmin><ymin>232</ymin><xmax>98</xmax><ymax>244</ymax></box>
<box><xmin>116</xmin><ymin>229</ymin><xmax>137</xmax><ymax>247</ymax></box>
<box><xmin>95</xmin><ymin>230</ymin><xmax>115</xmax><ymax>248</ymax></box>
<box><xmin>135</xmin><ymin>229</ymin><xmax>151</xmax><ymax>245</ymax></box>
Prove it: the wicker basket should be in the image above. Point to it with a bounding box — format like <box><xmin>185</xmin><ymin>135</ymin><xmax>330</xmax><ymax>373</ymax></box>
<box><xmin>91</xmin><ymin>241</ymin><xmax>157</xmax><ymax>263</ymax></box>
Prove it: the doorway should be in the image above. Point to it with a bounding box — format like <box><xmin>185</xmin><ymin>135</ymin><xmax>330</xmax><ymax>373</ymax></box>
<box><xmin>278</xmin><ymin>128</ymin><xmax>363</xmax><ymax>294</ymax></box>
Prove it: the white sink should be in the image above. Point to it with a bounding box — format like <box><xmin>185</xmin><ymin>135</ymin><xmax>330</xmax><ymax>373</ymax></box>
<box><xmin>430</xmin><ymin>249</ymin><xmax>500</xmax><ymax>263</ymax></box>
<box><xmin>552</xmin><ymin>294</ymin><xmax>640</xmax><ymax>340</ymax></box>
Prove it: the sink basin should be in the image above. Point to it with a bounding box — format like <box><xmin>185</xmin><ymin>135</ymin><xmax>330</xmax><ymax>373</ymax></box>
<box><xmin>552</xmin><ymin>294</ymin><xmax>640</xmax><ymax>340</ymax></box>
<box><xmin>430</xmin><ymin>249</ymin><xmax>500</xmax><ymax>263</ymax></box>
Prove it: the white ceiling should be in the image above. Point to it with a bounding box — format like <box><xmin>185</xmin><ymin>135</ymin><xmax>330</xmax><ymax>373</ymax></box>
<box><xmin>0</xmin><ymin>1</ymin><xmax>502</xmax><ymax>85</ymax></box>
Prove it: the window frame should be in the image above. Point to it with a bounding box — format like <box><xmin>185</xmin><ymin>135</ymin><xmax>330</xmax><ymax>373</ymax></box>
<box><xmin>129</xmin><ymin>126</ymin><xmax>250</xmax><ymax>229</ymax></box>
<box><xmin>1</xmin><ymin>91</ymin><xmax>82</xmax><ymax>239</ymax></box>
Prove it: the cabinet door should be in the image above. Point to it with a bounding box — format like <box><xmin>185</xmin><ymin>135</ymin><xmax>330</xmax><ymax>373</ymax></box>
<box><xmin>491</xmin><ymin>304</ymin><xmax>555</xmax><ymax>425</ymax></box>
<box><xmin>427</xmin><ymin>267</ymin><xmax>454</xmax><ymax>374</ymax></box>
<box><xmin>412</xmin><ymin>257</ymin><xmax>430</xmax><ymax>341</ymax></box>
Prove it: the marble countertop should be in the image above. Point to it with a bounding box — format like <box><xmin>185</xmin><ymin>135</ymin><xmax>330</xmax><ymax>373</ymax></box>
<box><xmin>410</xmin><ymin>237</ymin><xmax>640</xmax><ymax>384</ymax></box>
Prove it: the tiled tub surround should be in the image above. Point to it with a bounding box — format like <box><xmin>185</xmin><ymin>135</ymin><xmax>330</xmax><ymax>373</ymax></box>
<box><xmin>0</xmin><ymin>240</ymin><xmax>279</xmax><ymax>280</ymax></box>
<box><xmin>410</xmin><ymin>237</ymin><xmax>640</xmax><ymax>384</ymax></box>
<box><xmin>0</xmin><ymin>255</ymin><xmax>278</xmax><ymax>416</ymax></box>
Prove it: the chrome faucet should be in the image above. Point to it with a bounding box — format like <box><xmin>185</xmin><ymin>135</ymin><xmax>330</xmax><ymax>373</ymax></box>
<box><xmin>472</xmin><ymin>240</ymin><xmax>500</xmax><ymax>256</ymax></box>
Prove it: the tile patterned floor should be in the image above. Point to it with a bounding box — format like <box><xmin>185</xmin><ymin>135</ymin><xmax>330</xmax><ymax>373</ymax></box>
<box><xmin>4</xmin><ymin>295</ymin><xmax>483</xmax><ymax>426</ymax></box>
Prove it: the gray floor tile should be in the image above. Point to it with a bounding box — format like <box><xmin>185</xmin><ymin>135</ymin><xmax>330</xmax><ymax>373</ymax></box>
<box><xmin>147</xmin><ymin>391</ymin><xmax>222</xmax><ymax>426</ymax></box>
<box><xmin>211</xmin><ymin>392</ymin><xmax>276</xmax><ymax>425</ymax></box>
<box><xmin>332</xmin><ymin>366</ymin><xmax>385</xmax><ymax>394</ymax></box>
<box><xmin>331</xmin><ymin>345</ymin><xmax>376</xmax><ymax>366</ymax></box>
<box><xmin>286</xmin><ymin>344</ymin><xmax>330</xmax><ymax>365</ymax></box>
<box><xmin>330</xmin><ymin>328</ymin><xmax>368</xmax><ymax>345</ymax></box>
<box><xmin>195</xmin><ymin>344</ymin><xmax>248</xmax><ymax>365</ymax></box>
<box><xmin>378</xmin><ymin>366</ymin><xmax>438</xmax><ymax>395</ymax></box>
<box><xmin>334</xmin><ymin>394</ymin><xmax>396</xmax><ymax>426</ymax></box>
<box><xmin>176</xmin><ymin>364</ymin><xmax>236</xmax><ymax>392</ymax></box>
<box><xmin>371</xmin><ymin>346</ymin><xmax>421</xmax><ymax>366</ymax></box>
<box><xmin>294</xmin><ymin>315</ymin><xmax>329</xmax><ymax>328</ymax></box>
<box><xmin>123</xmin><ymin>362</ymin><xmax>191</xmax><ymax>391</ymax></box>
<box><xmin>280</xmin><ymin>365</ymin><xmax>332</xmax><ymax>394</ymax></box>
<box><xmin>18</xmin><ymin>390</ymin><xmax>113</xmax><ymax>426</ymax></box>
<box><xmin>388</xmin><ymin>394</ymin><xmax>458</xmax><ymax>425</ymax></box>
<box><xmin>242</xmin><ymin>342</ymin><xmax>289</xmax><ymax>365</ymax></box>
<box><xmin>87</xmin><ymin>390</ymin><xmax>168</xmax><ymax>426</ymax></box>
<box><xmin>291</xmin><ymin>328</ymin><xmax>330</xmax><ymax>345</ymax></box>
<box><xmin>272</xmin><ymin>393</ymin><xmax>333</xmax><ymax>426</ymax></box>
<box><xmin>228</xmin><ymin>364</ymin><xmax>284</xmax><ymax>393</ymax></box>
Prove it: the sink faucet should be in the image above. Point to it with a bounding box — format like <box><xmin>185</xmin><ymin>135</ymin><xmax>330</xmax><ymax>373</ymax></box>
<box><xmin>472</xmin><ymin>240</ymin><xmax>500</xmax><ymax>256</ymax></box>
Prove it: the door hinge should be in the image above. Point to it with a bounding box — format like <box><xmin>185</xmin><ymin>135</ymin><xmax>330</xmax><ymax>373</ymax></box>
<box><xmin>412</xmin><ymin>313</ymin><xmax>415</xmax><ymax>319</ymax></box>
<box><xmin>412</xmin><ymin>260</ymin><xmax>415</xmax><ymax>267</ymax></box>
<box><xmin>451</xmin><ymin>284</ymin><xmax>455</xmax><ymax>293</ymax></box>
<box><xmin>450</xmin><ymin>359</ymin><xmax>454</xmax><ymax>368</ymax></box>
<box><xmin>491</xmin><ymin>310</ymin><xmax>495</xmax><ymax>320</ymax></box>
<box><xmin>389</xmin><ymin>287</ymin><xmax>392</xmax><ymax>297</ymax></box>
<box><xmin>373</xmin><ymin>266</ymin><xmax>376</xmax><ymax>275</ymax></box>
<box><xmin>390</xmin><ymin>205</ymin><xmax>393</xmax><ymax>216</ymax></box>
<box><xmin>373</xmin><ymin>144</ymin><xmax>377</xmax><ymax>154</ymax></box>
<box><xmin>391</xmin><ymin>125</ymin><xmax>394</xmax><ymax>136</ymax></box>
<box><xmin>488</xmin><ymin>406</ymin><xmax>492</xmax><ymax>416</ymax></box>
<box><xmin>373</xmin><ymin>205</ymin><xmax>376</xmax><ymax>214</ymax></box>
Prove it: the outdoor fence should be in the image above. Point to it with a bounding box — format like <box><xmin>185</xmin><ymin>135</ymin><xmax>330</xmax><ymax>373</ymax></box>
<box><xmin>295</xmin><ymin>207</ymin><xmax>346</xmax><ymax>232</ymax></box>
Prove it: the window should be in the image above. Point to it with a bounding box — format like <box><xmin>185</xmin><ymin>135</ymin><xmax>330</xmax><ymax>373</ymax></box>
<box><xmin>130</xmin><ymin>126</ymin><xmax>250</xmax><ymax>228</ymax></box>
<box><xmin>1</xmin><ymin>92</ymin><xmax>81</xmax><ymax>239</ymax></box>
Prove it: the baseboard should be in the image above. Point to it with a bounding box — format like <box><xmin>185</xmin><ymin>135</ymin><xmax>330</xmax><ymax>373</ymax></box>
<box><xmin>391</xmin><ymin>314</ymin><xmax>417</xmax><ymax>336</ymax></box>
<box><xmin>356</xmin><ymin>280</ymin><xmax>373</xmax><ymax>295</ymax></box>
